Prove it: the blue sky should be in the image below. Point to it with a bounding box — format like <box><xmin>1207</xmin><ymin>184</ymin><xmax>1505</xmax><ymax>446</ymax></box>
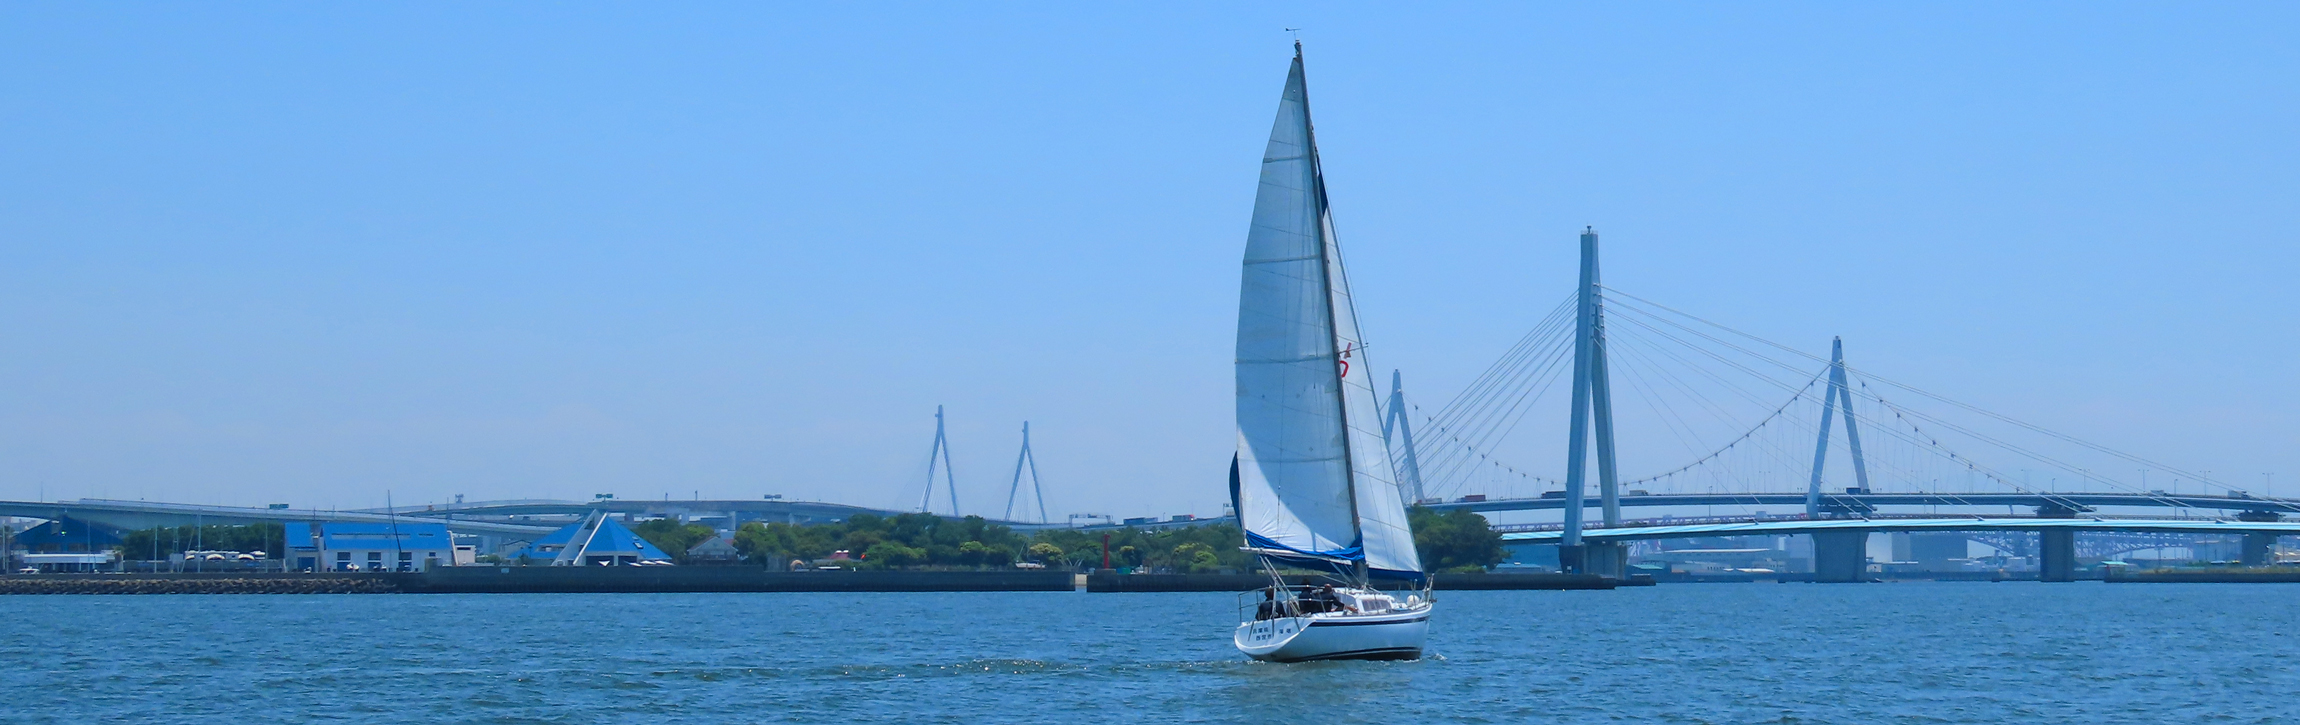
<box><xmin>3</xmin><ymin>4</ymin><xmax>2294</xmax><ymax>518</ymax></box>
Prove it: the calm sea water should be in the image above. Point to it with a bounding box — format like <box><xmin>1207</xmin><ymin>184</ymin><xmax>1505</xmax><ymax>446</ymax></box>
<box><xmin>3</xmin><ymin>583</ymin><xmax>2295</xmax><ymax>724</ymax></box>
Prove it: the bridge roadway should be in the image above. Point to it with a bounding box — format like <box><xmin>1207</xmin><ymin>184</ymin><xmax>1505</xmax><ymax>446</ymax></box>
<box><xmin>1498</xmin><ymin>516</ymin><xmax>2300</xmax><ymax>543</ymax></box>
<box><xmin>0</xmin><ymin>497</ymin><xmax>1055</xmax><ymax>540</ymax></box>
<box><xmin>1427</xmin><ymin>491</ymin><xmax>2300</xmax><ymax>516</ymax></box>
<box><xmin>1502</xmin><ymin>515</ymin><xmax>2300</xmax><ymax>583</ymax></box>
<box><xmin>0</xmin><ymin>499</ymin><xmax>559</xmax><ymax>537</ymax></box>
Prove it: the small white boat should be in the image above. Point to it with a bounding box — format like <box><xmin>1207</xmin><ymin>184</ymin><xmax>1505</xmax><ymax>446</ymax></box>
<box><xmin>1227</xmin><ymin>42</ymin><xmax>1433</xmax><ymax>663</ymax></box>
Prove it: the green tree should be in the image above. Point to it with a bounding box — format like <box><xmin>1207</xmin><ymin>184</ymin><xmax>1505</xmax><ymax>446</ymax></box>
<box><xmin>863</xmin><ymin>541</ymin><xmax>926</xmax><ymax>568</ymax></box>
<box><xmin>1172</xmin><ymin>542</ymin><xmax>1221</xmax><ymax>573</ymax></box>
<box><xmin>629</xmin><ymin>519</ymin><xmax>718</xmax><ymax>564</ymax></box>
<box><xmin>1408</xmin><ymin>506</ymin><xmax>1506</xmax><ymax>573</ymax></box>
<box><xmin>1026</xmin><ymin>542</ymin><xmax>1064</xmax><ymax>563</ymax></box>
<box><xmin>956</xmin><ymin>540</ymin><xmax>992</xmax><ymax>567</ymax></box>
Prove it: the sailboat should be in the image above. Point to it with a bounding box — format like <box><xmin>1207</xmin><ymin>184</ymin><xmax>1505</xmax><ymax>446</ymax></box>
<box><xmin>1230</xmin><ymin>43</ymin><xmax>1431</xmax><ymax>663</ymax></box>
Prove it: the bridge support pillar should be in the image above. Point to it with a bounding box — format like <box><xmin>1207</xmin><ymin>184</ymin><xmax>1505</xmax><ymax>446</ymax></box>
<box><xmin>1584</xmin><ymin>542</ymin><xmax>1626</xmax><ymax>580</ymax></box>
<box><xmin>2039</xmin><ymin>529</ymin><xmax>2077</xmax><ymax>582</ymax></box>
<box><xmin>2242</xmin><ymin>533</ymin><xmax>2276</xmax><ymax>567</ymax></box>
<box><xmin>1812</xmin><ymin>530</ymin><xmax>1869</xmax><ymax>583</ymax></box>
<box><xmin>1558</xmin><ymin>545</ymin><xmax>1585</xmax><ymax>575</ymax></box>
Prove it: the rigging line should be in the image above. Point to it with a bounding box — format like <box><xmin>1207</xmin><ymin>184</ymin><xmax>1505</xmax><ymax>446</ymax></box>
<box><xmin>1855</xmin><ymin>408</ymin><xmax>2103</xmax><ymax>511</ymax></box>
<box><xmin>1609</xmin><ymin>330</ymin><xmax>1741</xmax><ymax>441</ymax></box>
<box><xmin>1604</xmin><ymin>330</ymin><xmax>1823</xmax><ymax>499</ymax></box>
<box><xmin>1605</xmin><ymin>335</ymin><xmax>1712</xmax><ymax>466</ymax></box>
<box><xmin>1603</xmin><ymin>285</ymin><xmax>2241</xmax><ymax>498</ymax></box>
<box><xmin>1606</xmin><ymin>314</ymin><xmax>1812</xmax><ymax>398</ymax></box>
<box><xmin>1420</xmin><ymin>326</ymin><xmax>1577</xmax><ymax>479</ymax></box>
<box><xmin>1418</xmin><ymin>325</ymin><xmax>1573</xmax><ymax>479</ymax></box>
<box><xmin>1433</xmin><ymin>317</ymin><xmax>1577</xmax><ymax>453</ymax></box>
<box><xmin>1412</xmin><ymin>403</ymin><xmax>1565</xmax><ymax>492</ymax></box>
<box><xmin>1416</xmin><ymin>400</ymin><xmax>1564</xmax><ymax>497</ymax></box>
<box><xmin>1425</xmin><ymin>323</ymin><xmax>1576</xmax><ymax>467</ymax></box>
<box><xmin>1828</xmin><ymin>385</ymin><xmax>2095</xmax><ymax>505</ymax></box>
<box><xmin>1605</xmin><ymin>300</ymin><xmax>1830</xmax><ymax>381</ymax></box>
<box><xmin>1604</xmin><ymin>304</ymin><xmax>1816</xmax><ymax>407</ymax></box>
<box><xmin>1609</xmin><ymin>340</ymin><xmax>1791</xmax><ymax>513</ymax></box>
<box><xmin>1618</xmin><ymin>347</ymin><xmax>1862</xmax><ymax>504</ymax></box>
<box><xmin>1856</xmin><ymin>373</ymin><xmax>2244</xmax><ymax>497</ymax></box>
<box><xmin>1609</xmin><ymin>332</ymin><xmax>1812</xmax><ymax>505</ymax></box>
<box><xmin>1406</xmin><ymin>326</ymin><xmax>1578</xmax><ymax>494</ymax></box>
<box><xmin>1852</xmin><ymin>380</ymin><xmax>2281</xmax><ymax>514</ymax></box>
<box><xmin>1599</xmin><ymin>285</ymin><xmax>1832</xmax><ymax>364</ymax></box>
<box><xmin>1429</xmin><ymin>295</ymin><xmax>1574</xmax><ymax>426</ymax></box>
<box><xmin>1605</xmin><ymin>331</ymin><xmax>1815</xmax><ymax>498</ymax></box>
<box><xmin>1619</xmin><ymin>374</ymin><xmax>1823</xmax><ymax>486</ymax></box>
<box><xmin>1472</xmin><ymin>334</ymin><xmax>1584</xmax><ymax>461</ymax></box>
<box><xmin>1854</xmin><ymin>384</ymin><xmax>1986</xmax><ymax>510</ymax></box>
<box><xmin>1610</xmin><ymin>331</ymin><xmax>1783</xmax><ymax>443</ymax></box>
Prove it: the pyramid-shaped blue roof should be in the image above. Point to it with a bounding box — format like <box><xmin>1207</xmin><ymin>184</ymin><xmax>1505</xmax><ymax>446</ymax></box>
<box><xmin>511</xmin><ymin>517</ymin><xmax>670</xmax><ymax>561</ymax></box>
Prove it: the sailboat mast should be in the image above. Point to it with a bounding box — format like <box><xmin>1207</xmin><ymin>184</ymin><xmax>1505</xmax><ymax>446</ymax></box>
<box><xmin>1294</xmin><ymin>42</ymin><xmax>1369</xmax><ymax>584</ymax></box>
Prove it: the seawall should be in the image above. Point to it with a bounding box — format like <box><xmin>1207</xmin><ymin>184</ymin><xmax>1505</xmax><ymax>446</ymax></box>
<box><xmin>0</xmin><ymin>573</ymin><xmax>403</xmax><ymax>594</ymax></box>
<box><xmin>408</xmin><ymin>567</ymin><xmax>1074</xmax><ymax>593</ymax></box>
<box><xmin>2106</xmin><ymin>569</ymin><xmax>2300</xmax><ymax>583</ymax></box>
<box><xmin>0</xmin><ymin>568</ymin><xmax>1076</xmax><ymax>594</ymax></box>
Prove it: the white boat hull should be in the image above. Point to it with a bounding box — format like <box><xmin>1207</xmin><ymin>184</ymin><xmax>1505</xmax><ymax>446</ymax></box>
<box><xmin>1233</xmin><ymin>605</ymin><xmax>1430</xmax><ymax>662</ymax></box>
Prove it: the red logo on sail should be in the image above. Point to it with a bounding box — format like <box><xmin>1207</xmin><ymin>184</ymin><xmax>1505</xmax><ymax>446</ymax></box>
<box><xmin>1338</xmin><ymin>343</ymin><xmax>1353</xmax><ymax>378</ymax></box>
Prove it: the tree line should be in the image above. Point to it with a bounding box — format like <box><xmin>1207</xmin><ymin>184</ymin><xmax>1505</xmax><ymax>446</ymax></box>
<box><xmin>642</xmin><ymin>507</ymin><xmax>1505</xmax><ymax>573</ymax></box>
<box><xmin>95</xmin><ymin>506</ymin><xmax>1509</xmax><ymax>574</ymax></box>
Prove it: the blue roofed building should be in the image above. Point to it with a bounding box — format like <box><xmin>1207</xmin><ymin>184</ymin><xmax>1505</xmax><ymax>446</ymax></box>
<box><xmin>286</xmin><ymin>521</ymin><xmax>460</xmax><ymax>572</ymax></box>
<box><xmin>8</xmin><ymin>517</ymin><xmax>126</xmax><ymax>572</ymax></box>
<box><xmin>10</xmin><ymin>516</ymin><xmax>124</xmax><ymax>553</ymax></box>
<box><xmin>507</xmin><ymin>516</ymin><xmax>672</xmax><ymax>566</ymax></box>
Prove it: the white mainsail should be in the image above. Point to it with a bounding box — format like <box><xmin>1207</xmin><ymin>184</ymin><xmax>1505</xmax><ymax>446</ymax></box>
<box><xmin>1232</xmin><ymin>47</ymin><xmax>1423</xmax><ymax>584</ymax></box>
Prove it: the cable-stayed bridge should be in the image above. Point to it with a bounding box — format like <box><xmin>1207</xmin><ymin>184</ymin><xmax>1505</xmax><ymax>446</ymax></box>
<box><xmin>1380</xmin><ymin>227</ymin><xmax>2293</xmax><ymax>581</ymax></box>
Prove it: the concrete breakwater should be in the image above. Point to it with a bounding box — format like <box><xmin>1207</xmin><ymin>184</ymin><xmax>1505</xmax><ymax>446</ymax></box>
<box><xmin>0</xmin><ymin>573</ymin><xmax>402</xmax><ymax>595</ymax></box>
<box><xmin>406</xmin><ymin>566</ymin><xmax>1074</xmax><ymax>593</ymax></box>
<box><xmin>2106</xmin><ymin>568</ymin><xmax>2300</xmax><ymax>583</ymax></box>
<box><xmin>2</xmin><ymin>569</ymin><xmax>1640</xmax><ymax>594</ymax></box>
<box><xmin>0</xmin><ymin>568</ymin><xmax>1077</xmax><ymax>594</ymax></box>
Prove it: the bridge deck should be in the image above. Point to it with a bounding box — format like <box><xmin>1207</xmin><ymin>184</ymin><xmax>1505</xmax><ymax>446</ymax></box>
<box><xmin>1433</xmin><ymin>491</ymin><xmax>2300</xmax><ymax>515</ymax></box>
<box><xmin>1501</xmin><ymin>517</ymin><xmax>2300</xmax><ymax>543</ymax></box>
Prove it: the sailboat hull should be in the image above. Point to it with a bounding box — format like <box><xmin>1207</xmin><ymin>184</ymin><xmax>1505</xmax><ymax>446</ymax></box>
<box><xmin>1233</xmin><ymin>605</ymin><xmax>1431</xmax><ymax>663</ymax></box>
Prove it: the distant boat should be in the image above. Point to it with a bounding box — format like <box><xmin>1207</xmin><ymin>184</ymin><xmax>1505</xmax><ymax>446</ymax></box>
<box><xmin>1229</xmin><ymin>43</ymin><xmax>1432</xmax><ymax>663</ymax></box>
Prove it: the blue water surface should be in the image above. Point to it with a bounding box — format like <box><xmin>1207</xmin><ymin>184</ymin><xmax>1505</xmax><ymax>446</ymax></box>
<box><xmin>3</xmin><ymin>582</ymin><xmax>2295</xmax><ymax>724</ymax></box>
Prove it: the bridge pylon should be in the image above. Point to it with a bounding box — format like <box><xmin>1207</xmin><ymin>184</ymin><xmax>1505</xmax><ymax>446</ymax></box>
<box><xmin>1382</xmin><ymin>370</ymin><xmax>1428</xmax><ymax>505</ymax></box>
<box><xmin>921</xmin><ymin>405</ymin><xmax>961</xmax><ymax>516</ymax></box>
<box><xmin>1004</xmin><ymin>421</ymin><xmax>1050</xmax><ymax>524</ymax></box>
<box><xmin>1558</xmin><ymin>227</ymin><xmax>1624</xmax><ymax>576</ymax></box>
<box><xmin>1806</xmin><ymin>337</ymin><xmax>1874</xmax><ymax>519</ymax></box>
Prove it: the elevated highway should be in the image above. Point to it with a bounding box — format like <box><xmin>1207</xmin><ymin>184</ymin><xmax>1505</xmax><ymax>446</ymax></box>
<box><xmin>367</xmin><ymin>499</ymin><xmax>1053</xmax><ymax>529</ymax></box>
<box><xmin>0</xmin><ymin>499</ymin><xmax>558</xmax><ymax>537</ymax></box>
<box><xmin>1500</xmin><ymin>514</ymin><xmax>2300</xmax><ymax>583</ymax></box>
<box><xmin>1498</xmin><ymin>516</ymin><xmax>2300</xmax><ymax>543</ymax></box>
<box><xmin>1430</xmin><ymin>491</ymin><xmax>2300</xmax><ymax>516</ymax></box>
<box><xmin>0</xmin><ymin>497</ymin><xmax>1055</xmax><ymax>541</ymax></box>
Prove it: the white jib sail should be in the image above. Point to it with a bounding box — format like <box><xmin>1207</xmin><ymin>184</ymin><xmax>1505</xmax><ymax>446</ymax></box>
<box><xmin>1234</xmin><ymin>50</ymin><xmax>1422</xmax><ymax>580</ymax></box>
